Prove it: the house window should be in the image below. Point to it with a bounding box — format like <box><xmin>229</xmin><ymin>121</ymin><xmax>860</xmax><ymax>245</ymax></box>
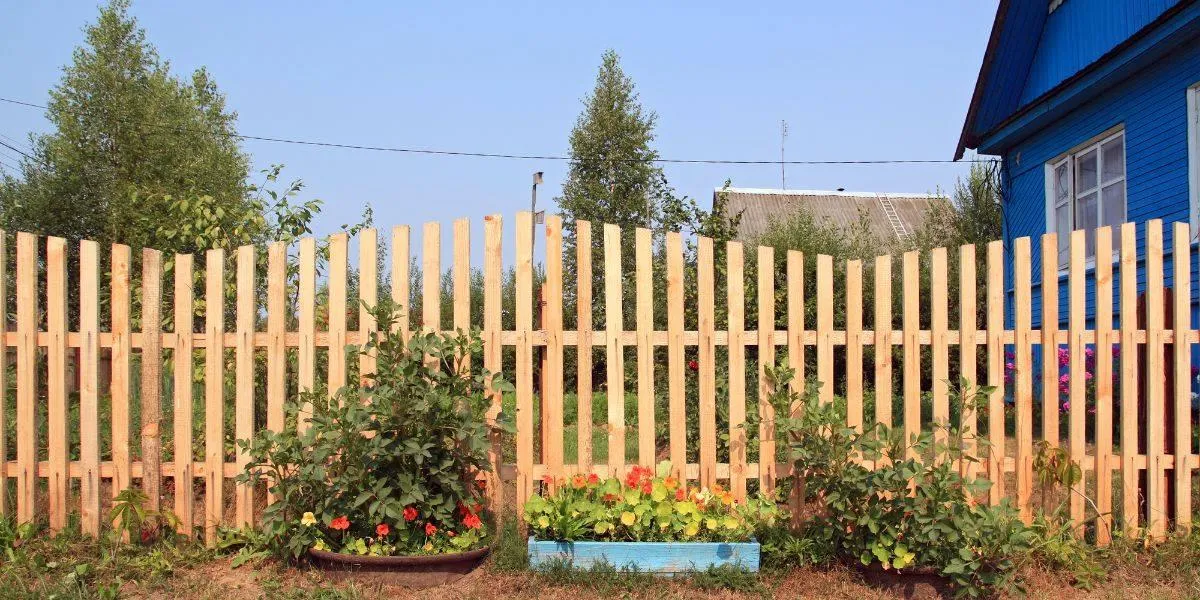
<box><xmin>1046</xmin><ymin>130</ymin><xmax>1126</xmax><ymax>264</ymax></box>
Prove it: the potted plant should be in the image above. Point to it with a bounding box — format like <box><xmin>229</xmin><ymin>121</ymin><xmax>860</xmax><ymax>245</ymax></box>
<box><xmin>524</xmin><ymin>461</ymin><xmax>781</xmax><ymax>574</ymax></box>
<box><xmin>238</xmin><ymin>300</ymin><xmax>512</xmax><ymax>588</ymax></box>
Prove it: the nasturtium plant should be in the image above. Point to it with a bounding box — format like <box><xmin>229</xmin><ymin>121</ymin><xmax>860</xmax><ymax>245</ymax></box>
<box><xmin>524</xmin><ymin>461</ymin><xmax>782</xmax><ymax>543</ymax></box>
<box><xmin>237</xmin><ymin>300</ymin><xmax>513</xmax><ymax>560</ymax></box>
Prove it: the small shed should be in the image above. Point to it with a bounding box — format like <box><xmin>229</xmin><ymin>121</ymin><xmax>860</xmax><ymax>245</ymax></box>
<box><xmin>716</xmin><ymin>187</ymin><xmax>948</xmax><ymax>243</ymax></box>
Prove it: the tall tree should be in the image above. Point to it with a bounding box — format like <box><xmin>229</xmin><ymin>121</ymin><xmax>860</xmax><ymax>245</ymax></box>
<box><xmin>0</xmin><ymin>0</ymin><xmax>251</xmax><ymax>252</ymax></box>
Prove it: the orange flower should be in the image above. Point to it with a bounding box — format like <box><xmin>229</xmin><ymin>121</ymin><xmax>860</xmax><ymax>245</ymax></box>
<box><xmin>571</xmin><ymin>474</ymin><xmax>587</xmax><ymax>489</ymax></box>
<box><xmin>712</xmin><ymin>483</ymin><xmax>725</xmax><ymax>495</ymax></box>
<box><xmin>675</xmin><ymin>488</ymin><xmax>686</xmax><ymax>501</ymax></box>
<box><xmin>721</xmin><ymin>492</ymin><xmax>734</xmax><ymax>506</ymax></box>
<box><xmin>425</xmin><ymin>523</ymin><xmax>438</xmax><ymax>536</ymax></box>
<box><xmin>330</xmin><ymin>516</ymin><xmax>350</xmax><ymax>531</ymax></box>
<box><xmin>376</xmin><ymin>523</ymin><xmax>390</xmax><ymax>537</ymax></box>
<box><xmin>663</xmin><ymin>476</ymin><xmax>678</xmax><ymax>491</ymax></box>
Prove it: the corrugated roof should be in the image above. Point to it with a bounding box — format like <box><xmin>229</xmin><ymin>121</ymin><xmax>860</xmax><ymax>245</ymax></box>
<box><xmin>717</xmin><ymin>187</ymin><xmax>949</xmax><ymax>243</ymax></box>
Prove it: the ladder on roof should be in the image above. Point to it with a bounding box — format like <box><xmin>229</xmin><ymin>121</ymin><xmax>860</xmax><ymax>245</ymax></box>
<box><xmin>877</xmin><ymin>195</ymin><xmax>910</xmax><ymax>240</ymax></box>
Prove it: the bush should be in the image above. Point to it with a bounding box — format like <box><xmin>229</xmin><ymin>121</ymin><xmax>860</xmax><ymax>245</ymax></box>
<box><xmin>238</xmin><ymin>300</ymin><xmax>513</xmax><ymax>560</ymax></box>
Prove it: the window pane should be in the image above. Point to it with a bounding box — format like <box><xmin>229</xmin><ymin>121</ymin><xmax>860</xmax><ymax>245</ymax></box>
<box><xmin>1077</xmin><ymin>192</ymin><xmax>1098</xmax><ymax>258</ymax></box>
<box><xmin>1075</xmin><ymin>148</ymin><xmax>1098</xmax><ymax>192</ymax></box>
<box><xmin>1054</xmin><ymin>163</ymin><xmax>1070</xmax><ymax>204</ymax></box>
<box><xmin>1056</xmin><ymin>203</ymin><xmax>1070</xmax><ymax>236</ymax></box>
<box><xmin>1101</xmin><ymin>137</ymin><xmax>1124</xmax><ymax>183</ymax></box>
<box><xmin>1102</xmin><ymin>180</ymin><xmax>1126</xmax><ymax>228</ymax></box>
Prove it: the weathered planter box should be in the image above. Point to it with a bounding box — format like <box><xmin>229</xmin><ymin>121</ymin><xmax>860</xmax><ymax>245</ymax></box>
<box><xmin>527</xmin><ymin>537</ymin><xmax>760</xmax><ymax>574</ymax></box>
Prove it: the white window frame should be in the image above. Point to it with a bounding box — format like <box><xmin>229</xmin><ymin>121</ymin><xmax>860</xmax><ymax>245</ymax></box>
<box><xmin>1044</xmin><ymin>127</ymin><xmax>1126</xmax><ymax>269</ymax></box>
<box><xmin>1187</xmin><ymin>83</ymin><xmax>1200</xmax><ymax>235</ymax></box>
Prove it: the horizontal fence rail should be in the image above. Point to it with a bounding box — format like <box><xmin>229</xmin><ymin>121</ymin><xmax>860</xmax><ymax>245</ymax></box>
<box><xmin>0</xmin><ymin>215</ymin><xmax>1195</xmax><ymax>546</ymax></box>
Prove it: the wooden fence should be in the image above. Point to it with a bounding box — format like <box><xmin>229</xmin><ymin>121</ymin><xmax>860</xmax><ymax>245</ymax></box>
<box><xmin>0</xmin><ymin>213</ymin><xmax>1196</xmax><ymax>546</ymax></box>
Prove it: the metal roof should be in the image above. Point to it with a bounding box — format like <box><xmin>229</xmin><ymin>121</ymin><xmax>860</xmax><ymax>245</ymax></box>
<box><xmin>717</xmin><ymin>187</ymin><xmax>949</xmax><ymax>243</ymax></box>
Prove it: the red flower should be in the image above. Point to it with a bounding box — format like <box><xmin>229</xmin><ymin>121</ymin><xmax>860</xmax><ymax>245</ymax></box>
<box><xmin>688</xmin><ymin>360</ymin><xmax>699</xmax><ymax>371</ymax></box>
<box><xmin>471</xmin><ymin>503</ymin><xmax>483</xmax><ymax>514</ymax></box>
<box><xmin>330</xmin><ymin>516</ymin><xmax>350</xmax><ymax>531</ymax></box>
<box><xmin>463</xmin><ymin>512</ymin><xmax>482</xmax><ymax>529</ymax></box>
<box><xmin>476</xmin><ymin>480</ymin><xmax>487</xmax><ymax>490</ymax></box>
<box><xmin>403</xmin><ymin>506</ymin><xmax>418</xmax><ymax>522</ymax></box>
<box><xmin>675</xmin><ymin>488</ymin><xmax>686</xmax><ymax>501</ymax></box>
<box><xmin>602</xmin><ymin>493</ymin><xmax>619</xmax><ymax>503</ymax></box>
<box><xmin>640</xmin><ymin>479</ymin><xmax>653</xmax><ymax>495</ymax></box>
<box><xmin>571</xmin><ymin>474</ymin><xmax>587</xmax><ymax>489</ymax></box>
<box><xmin>542</xmin><ymin>475</ymin><xmax>554</xmax><ymax>487</ymax></box>
<box><xmin>425</xmin><ymin>523</ymin><xmax>438</xmax><ymax>536</ymax></box>
<box><xmin>587</xmin><ymin>473</ymin><xmax>600</xmax><ymax>485</ymax></box>
<box><xmin>376</xmin><ymin>523</ymin><xmax>390</xmax><ymax>537</ymax></box>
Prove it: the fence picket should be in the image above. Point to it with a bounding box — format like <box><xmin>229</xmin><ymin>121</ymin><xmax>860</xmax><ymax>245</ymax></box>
<box><xmin>817</xmin><ymin>255</ymin><xmax>834</xmax><ymax>406</ymax></box>
<box><xmin>727</xmin><ymin>241</ymin><xmax>747</xmax><ymax>499</ymax></box>
<box><xmin>361</xmin><ymin>228</ymin><xmax>379</xmax><ymax>378</ymax></box>
<box><xmin>111</xmin><ymin>245</ymin><xmax>133</xmax><ymax>506</ymax></box>
<box><xmin>142</xmin><ymin>249</ymin><xmax>164</xmax><ymax>516</ymax></box>
<box><xmin>1014</xmin><ymin>236</ymin><xmax>1034</xmax><ymax>522</ymax></box>
<box><xmin>328</xmin><ymin>233</ymin><xmax>348</xmax><ymax>394</ymax></box>
<box><xmin>46</xmin><ymin>236</ymin><xmax>67</xmax><ymax>531</ymax></box>
<box><xmin>422</xmin><ymin>223</ymin><xmax>440</xmax><ymax>334</ymax></box>
<box><xmin>603</xmin><ymin>223</ymin><xmax>625</xmax><ymax>478</ymax></box>
<box><xmin>698</xmin><ymin>236</ymin><xmax>716</xmax><ymax>488</ymax></box>
<box><xmin>544</xmin><ymin>217</ymin><xmax>564</xmax><ymax>481</ymax></box>
<box><xmin>1094</xmin><ymin>226</ymin><xmax>1114</xmax><ymax>545</ymax></box>
<box><xmin>1042</xmin><ymin>234</ymin><xmax>1060</xmax><ymax>449</ymax></box>
<box><xmin>667</xmin><ymin>232</ymin><xmax>686</xmax><ymax>481</ymax></box>
<box><xmin>266</xmin><ymin>244</ymin><xmax>286</xmax><ymax>437</ymax></box>
<box><xmin>14</xmin><ymin>232</ymin><xmax>35</xmax><ymax>524</ymax></box>
<box><xmin>875</xmin><ymin>255</ymin><xmax>892</xmax><ymax>428</ymax></box>
<box><xmin>173</xmin><ymin>254</ymin><xmax>195</xmax><ymax>535</ymax></box>
<box><xmin>1119</xmin><ymin>222</ymin><xmax>1139</xmax><ymax>534</ymax></box>
<box><xmin>204</xmin><ymin>248</ymin><xmax>225</xmax><ymax>546</ymax></box>
<box><xmin>452</xmin><ymin>220</ymin><xmax>469</xmax><ymax>359</ymax></box>
<box><xmin>758</xmin><ymin>245</ymin><xmax>776</xmax><ymax>494</ymax></box>
<box><xmin>516</xmin><ymin>213</ymin><xmax>534</xmax><ymax>506</ymax></box>
<box><xmin>846</xmin><ymin>259</ymin><xmax>863</xmax><ymax>432</ymax></box>
<box><xmin>576</xmin><ymin>221</ymin><xmax>594</xmax><ymax>471</ymax></box>
<box><xmin>786</xmin><ymin>250</ymin><xmax>805</xmax><ymax>525</ymax></box>
<box><xmin>902</xmin><ymin>251</ymin><xmax>919</xmax><ymax>454</ymax></box>
<box><xmin>1144</xmin><ymin>220</ymin><xmax>1166</xmax><ymax>539</ymax></box>
<box><xmin>79</xmin><ymin>240</ymin><xmax>100</xmax><ymax>536</ymax></box>
<box><xmin>636</xmin><ymin>228</ymin><xmax>654</xmax><ymax>469</ymax></box>
<box><xmin>298</xmin><ymin>238</ymin><xmax>316</xmax><ymax>430</ymax></box>
<box><xmin>1172</xmin><ymin>221</ymin><xmax>1192</xmax><ymax>532</ymax></box>
<box><xmin>235</xmin><ymin>245</ymin><xmax>255</xmax><ymax>527</ymax></box>
<box><xmin>986</xmin><ymin>240</ymin><xmax>1005</xmax><ymax>505</ymax></box>
<box><xmin>482</xmin><ymin>215</ymin><xmax>503</xmax><ymax>517</ymax></box>
<box><xmin>931</xmin><ymin>248</ymin><xmax>948</xmax><ymax>447</ymax></box>
<box><xmin>1068</xmin><ymin>230</ymin><xmax>1086</xmax><ymax>531</ymax></box>
<box><xmin>959</xmin><ymin>244</ymin><xmax>977</xmax><ymax>472</ymax></box>
<box><xmin>391</xmin><ymin>226</ymin><xmax>411</xmax><ymax>339</ymax></box>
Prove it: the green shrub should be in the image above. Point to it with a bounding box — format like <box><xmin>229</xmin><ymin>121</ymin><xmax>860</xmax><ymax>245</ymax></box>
<box><xmin>237</xmin><ymin>300</ymin><xmax>513</xmax><ymax>560</ymax></box>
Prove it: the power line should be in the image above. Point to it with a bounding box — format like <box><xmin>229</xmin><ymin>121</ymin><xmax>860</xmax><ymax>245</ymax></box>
<box><xmin>0</xmin><ymin>95</ymin><xmax>996</xmax><ymax>166</ymax></box>
<box><xmin>0</xmin><ymin>138</ymin><xmax>35</xmax><ymax>162</ymax></box>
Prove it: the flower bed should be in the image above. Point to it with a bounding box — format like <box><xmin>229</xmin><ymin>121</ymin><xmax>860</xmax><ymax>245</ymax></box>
<box><xmin>523</xmin><ymin>463</ymin><xmax>779</xmax><ymax>573</ymax></box>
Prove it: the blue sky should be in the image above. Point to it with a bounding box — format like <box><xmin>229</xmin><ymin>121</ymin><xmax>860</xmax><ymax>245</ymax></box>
<box><xmin>1</xmin><ymin>1</ymin><xmax>998</xmax><ymax>250</ymax></box>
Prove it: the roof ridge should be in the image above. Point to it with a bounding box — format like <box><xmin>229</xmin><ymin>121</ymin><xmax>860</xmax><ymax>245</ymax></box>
<box><xmin>717</xmin><ymin>187</ymin><xmax>945</xmax><ymax>199</ymax></box>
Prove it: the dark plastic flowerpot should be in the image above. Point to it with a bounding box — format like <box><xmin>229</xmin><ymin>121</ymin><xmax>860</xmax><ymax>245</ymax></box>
<box><xmin>308</xmin><ymin>546</ymin><xmax>491</xmax><ymax>588</ymax></box>
<box><xmin>855</xmin><ymin>562</ymin><xmax>953</xmax><ymax>600</ymax></box>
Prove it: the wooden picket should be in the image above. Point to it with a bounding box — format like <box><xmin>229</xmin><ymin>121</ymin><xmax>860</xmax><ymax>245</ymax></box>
<box><xmin>0</xmin><ymin>213</ymin><xmax>1196</xmax><ymax>548</ymax></box>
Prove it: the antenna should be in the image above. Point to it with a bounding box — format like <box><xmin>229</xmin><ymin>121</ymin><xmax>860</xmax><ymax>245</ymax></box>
<box><xmin>780</xmin><ymin>120</ymin><xmax>789</xmax><ymax>189</ymax></box>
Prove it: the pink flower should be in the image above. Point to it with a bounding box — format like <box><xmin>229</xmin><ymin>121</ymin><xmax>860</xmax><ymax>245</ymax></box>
<box><xmin>1061</xmin><ymin>401</ymin><xmax>1070</xmax><ymax>412</ymax></box>
<box><xmin>1085</xmin><ymin>371</ymin><xmax>1094</xmax><ymax>380</ymax></box>
<box><xmin>1058</xmin><ymin>348</ymin><xmax>1070</xmax><ymax>366</ymax></box>
<box><xmin>1059</xmin><ymin>373</ymin><xmax>1069</xmax><ymax>384</ymax></box>
<box><xmin>1085</xmin><ymin>347</ymin><xmax>1095</xmax><ymax>358</ymax></box>
<box><xmin>1005</xmin><ymin>362</ymin><xmax>1015</xmax><ymax>372</ymax></box>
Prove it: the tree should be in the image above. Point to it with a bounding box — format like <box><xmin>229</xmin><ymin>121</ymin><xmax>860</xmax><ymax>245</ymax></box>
<box><xmin>0</xmin><ymin>0</ymin><xmax>251</xmax><ymax>253</ymax></box>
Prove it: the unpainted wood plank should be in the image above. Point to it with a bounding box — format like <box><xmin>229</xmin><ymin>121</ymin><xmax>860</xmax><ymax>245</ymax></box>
<box><xmin>1093</xmin><ymin>227</ymin><xmax>1114</xmax><ymax>545</ymax></box>
<box><xmin>46</xmin><ymin>236</ymin><xmax>68</xmax><ymax>531</ymax></box>
<box><xmin>1068</xmin><ymin>230</ymin><xmax>1086</xmax><ymax>532</ymax></box>
<box><xmin>1171</xmin><ymin>222</ymin><xmax>1192</xmax><ymax>533</ymax></box>
<box><xmin>173</xmin><ymin>254</ymin><xmax>195</xmax><ymax>535</ymax></box>
<box><xmin>360</xmin><ymin>228</ymin><xmax>379</xmax><ymax>379</ymax></box>
<box><xmin>604</xmin><ymin>223</ymin><xmax>625</xmax><ymax>478</ymax></box>
<box><xmin>666</xmin><ymin>232</ymin><xmax>685</xmax><ymax>481</ymax></box>
<box><xmin>78</xmin><ymin>240</ymin><xmax>100</xmax><ymax>536</ymax></box>
<box><xmin>576</xmin><ymin>221</ymin><xmax>594</xmax><ymax>471</ymax></box>
<box><xmin>727</xmin><ymin>241</ymin><xmax>746</xmax><ymax>499</ymax></box>
<box><xmin>846</xmin><ymin>259</ymin><xmax>863</xmax><ymax>432</ymax></box>
<box><xmin>1041</xmin><ymin>233</ymin><xmax>1060</xmax><ymax>448</ymax></box>
<box><xmin>698</xmin><ymin>237</ymin><xmax>717</xmax><ymax>488</ymax></box>
<box><xmin>297</xmin><ymin>238</ymin><xmax>316</xmax><ymax>430</ymax></box>
<box><xmin>266</xmin><ymin>244</ymin><xmax>286</xmax><ymax>435</ymax></box>
<box><xmin>959</xmin><ymin>244</ymin><xmax>977</xmax><ymax>472</ymax></box>
<box><xmin>14</xmin><ymin>233</ymin><xmax>36</xmax><ymax>524</ymax></box>
<box><xmin>327</xmin><ymin>233</ymin><xmax>348</xmax><ymax>394</ymax></box>
<box><xmin>817</xmin><ymin>255</ymin><xmax>834</xmax><ymax>406</ymax></box>
<box><xmin>875</xmin><ymin>255</ymin><xmax>892</xmax><ymax>428</ymax></box>
<box><xmin>141</xmin><ymin>249</ymin><xmax>164</xmax><ymax>514</ymax></box>
<box><xmin>482</xmin><ymin>215</ymin><xmax>503</xmax><ymax>517</ymax></box>
<box><xmin>204</xmin><ymin>248</ymin><xmax>225</xmax><ymax>546</ymax></box>
<box><xmin>391</xmin><ymin>226</ymin><xmax>411</xmax><ymax>340</ymax></box>
<box><xmin>452</xmin><ymin>220</ymin><xmax>470</xmax><ymax>365</ymax></box>
<box><xmin>986</xmin><ymin>241</ymin><xmax>1005</xmax><ymax>505</ymax></box>
<box><xmin>422</xmin><ymin>222</ymin><xmax>440</xmax><ymax>333</ymax></box>
<box><xmin>1119</xmin><ymin>223</ymin><xmax>1140</xmax><ymax>534</ymax></box>
<box><xmin>234</xmin><ymin>245</ymin><xmax>255</xmax><ymax>527</ymax></box>
<box><xmin>1014</xmin><ymin>236</ymin><xmax>1034</xmax><ymax>522</ymax></box>
<box><xmin>931</xmin><ymin>248</ymin><xmax>948</xmax><ymax>448</ymax></box>
<box><xmin>111</xmin><ymin>245</ymin><xmax>133</xmax><ymax>501</ymax></box>
<box><xmin>635</xmin><ymin>228</ymin><xmax>654</xmax><ymax>469</ymax></box>
<box><xmin>786</xmin><ymin>250</ymin><xmax>805</xmax><ymax>526</ymax></box>
<box><xmin>902</xmin><ymin>251</ymin><xmax>920</xmax><ymax>455</ymax></box>
<box><xmin>544</xmin><ymin>217</ymin><xmax>565</xmax><ymax>483</ymax></box>
<box><xmin>516</xmin><ymin>213</ymin><xmax>535</xmax><ymax>508</ymax></box>
<box><xmin>1144</xmin><ymin>220</ymin><xmax>1166</xmax><ymax>539</ymax></box>
<box><xmin>757</xmin><ymin>245</ymin><xmax>776</xmax><ymax>494</ymax></box>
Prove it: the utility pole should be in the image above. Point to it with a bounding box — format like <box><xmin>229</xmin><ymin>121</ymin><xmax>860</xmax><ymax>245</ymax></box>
<box><xmin>780</xmin><ymin>120</ymin><xmax>789</xmax><ymax>190</ymax></box>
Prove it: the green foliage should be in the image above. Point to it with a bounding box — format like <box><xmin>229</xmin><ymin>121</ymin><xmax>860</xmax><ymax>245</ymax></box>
<box><xmin>764</xmin><ymin>365</ymin><xmax>1038</xmax><ymax>598</ymax></box>
<box><xmin>109</xmin><ymin>487</ymin><xmax>181</xmax><ymax>546</ymax></box>
<box><xmin>238</xmin><ymin>300</ymin><xmax>513</xmax><ymax>560</ymax></box>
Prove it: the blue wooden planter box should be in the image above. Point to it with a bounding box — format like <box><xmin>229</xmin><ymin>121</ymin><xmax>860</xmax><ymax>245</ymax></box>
<box><xmin>527</xmin><ymin>537</ymin><xmax>760</xmax><ymax>574</ymax></box>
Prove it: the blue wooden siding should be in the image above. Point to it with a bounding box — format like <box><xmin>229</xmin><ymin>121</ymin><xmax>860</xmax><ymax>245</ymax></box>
<box><xmin>1021</xmin><ymin>0</ymin><xmax>1182</xmax><ymax>106</ymax></box>
<box><xmin>973</xmin><ymin>2</ymin><xmax>1048</xmax><ymax>136</ymax></box>
<box><xmin>1001</xmin><ymin>35</ymin><xmax>1200</xmax><ymax>329</ymax></box>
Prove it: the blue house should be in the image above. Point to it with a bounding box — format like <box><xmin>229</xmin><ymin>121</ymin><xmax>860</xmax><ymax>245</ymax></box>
<box><xmin>956</xmin><ymin>0</ymin><xmax>1200</xmax><ymax>327</ymax></box>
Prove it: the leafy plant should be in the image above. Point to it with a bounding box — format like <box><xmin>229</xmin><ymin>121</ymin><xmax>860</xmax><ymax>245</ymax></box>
<box><xmin>523</xmin><ymin>461</ymin><xmax>781</xmax><ymax>543</ymax></box>
<box><xmin>238</xmin><ymin>299</ymin><xmax>513</xmax><ymax>560</ymax></box>
<box><xmin>109</xmin><ymin>487</ymin><xmax>181</xmax><ymax>545</ymax></box>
